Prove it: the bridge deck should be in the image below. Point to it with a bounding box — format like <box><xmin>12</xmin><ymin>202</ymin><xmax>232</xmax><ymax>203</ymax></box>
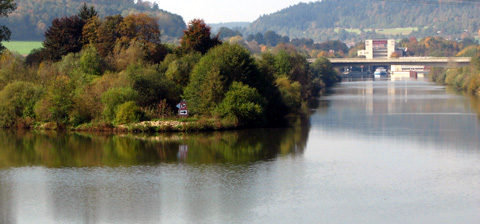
<box><xmin>308</xmin><ymin>57</ymin><xmax>472</xmax><ymax>68</ymax></box>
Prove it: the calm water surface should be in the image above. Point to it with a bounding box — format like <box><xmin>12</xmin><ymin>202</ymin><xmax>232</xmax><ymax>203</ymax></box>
<box><xmin>1</xmin><ymin>78</ymin><xmax>480</xmax><ymax>223</ymax></box>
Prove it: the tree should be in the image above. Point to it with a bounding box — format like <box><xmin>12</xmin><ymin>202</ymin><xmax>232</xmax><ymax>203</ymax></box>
<box><xmin>216</xmin><ymin>82</ymin><xmax>267</xmax><ymax>126</ymax></box>
<box><xmin>0</xmin><ymin>0</ymin><xmax>16</xmax><ymax>52</ymax></box>
<box><xmin>217</xmin><ymin>27</ymin><xmax>242</xmax><ymax>39</ymax></box>
<box><xmin>264</xmin><ymin>30</ymin><xmax>281</xmax><ymax>46</ymax></box>
<box><xmin>180</xmin><ymin>19</ymin><xmax>221</xmax><ymax>54</ymax></box>
<box><xmin>311</xmin><ymin>56</ymin><xmax>338</xmax><ymax>87</ymax></box>
<box><xmin>78</xmin><ymin>3</ymin><xmax>98</xmax><ymax>22</ymax></box>
<box><xmin>165</xmin><ymin>52</ymin><xmax>201</xmax><ymax>88</ymax></box>
<box><xmin>34</xmin><ymin>75</ymin><xmax>74</xmax><ymax>126</ymax></box>
<box><xmin>82</xmin><ymin>16</ymin><xmax>101</xmax><ymax>45</ymax></box>
<box><xmin>96</xmin><ymin>15</ymin><xmax>124</xmax><ymax>57</ymax></box>
<box><xmin>254</xmin><ymin>33</ymin><xmax>265</xmax><ymax>45</ymax></box>
<box><xmin>43</xmin><ymin>16</ymin><xmax>85</xmax><ymax>60</ymax></box>
<box><xmin>118</xmin><ymin>13</ymin><xmax>164</xmax><ymax>62</ymax></box>
<box><xmin>183</xmin><ymin>43</ymin><xmax>261</xmax><ymax>114</ymax></box>
<box><xmin>125</xmin><ymin>63</ymin><xmax>181</xmax><ymax>108</ymax></box>
<box><xmin>118</xmin><ymin>13</ymin><xmax>162</xmax><ymax>50</ymax></box>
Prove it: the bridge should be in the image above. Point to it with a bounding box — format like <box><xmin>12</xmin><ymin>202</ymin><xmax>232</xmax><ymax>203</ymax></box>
<box><xmin>307</xmin><ymin>57</ymin><xmax>472</xmax><ymax>68</ymax></box>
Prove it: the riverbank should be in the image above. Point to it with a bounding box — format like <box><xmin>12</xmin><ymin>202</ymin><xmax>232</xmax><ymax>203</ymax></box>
<box><xmin>429</xmin><ymin>56</ymin><xmax>480</xmax><ymax>95</ymax></box>
<box><xmin>31</xmin><ymin>117</ymin><xmax>234</xmax><ymax>133</ymax></box>
<box><xmin>30</xmin><ymin>113</ymin><xmax>308</xmax><ymax>133</ymax></box>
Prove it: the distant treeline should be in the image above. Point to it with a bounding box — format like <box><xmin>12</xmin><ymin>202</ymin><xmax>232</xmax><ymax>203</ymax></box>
<box><xmin>247</xmin><ymin>0</ymin><xmax>480</xmax><ymax>42</ymax></box>
<box><xmin>0</xmin><ymin>0</ymin><xmax>186</xmax><ymax>40</ymax></box>
<box><xmin>216</xmin><ymin>27</ymin><xmax>478</xmax><ymax>59</ymax></box>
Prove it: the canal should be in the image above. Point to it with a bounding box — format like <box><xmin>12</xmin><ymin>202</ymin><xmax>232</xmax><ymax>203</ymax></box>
<box><xmin>1</xmin><ymin>77</ymin><xmax>479</xmax><ymax>223</ymax></box>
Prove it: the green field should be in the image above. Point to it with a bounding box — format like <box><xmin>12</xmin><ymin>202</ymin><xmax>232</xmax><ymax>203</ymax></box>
<box><xmin>336</xmin><ymin>27</ymin><xmax>419</xmax><ymax>36</ymax></box>
<box><xmin>2</xmin><ymin>41</ymin><xmax>42</xmax><ymax>55</ymax></box>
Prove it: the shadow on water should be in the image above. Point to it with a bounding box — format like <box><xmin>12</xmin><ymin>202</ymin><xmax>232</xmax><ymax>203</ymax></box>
<box><xmin>445</xmin><ymin>86</ymin><xmax>480</xmax><ymax>118</ymax></box>
<box><xmin>0</xmin><ymin>126</ymin><xmax>310</xmax><ymax>168</ymax></box>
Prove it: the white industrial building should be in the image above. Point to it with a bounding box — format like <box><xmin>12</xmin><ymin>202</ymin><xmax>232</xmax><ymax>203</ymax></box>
<box><xmin>357</xmin><ymin>39</ymin><xmax>398</xmax><ymax>59</ymax></box>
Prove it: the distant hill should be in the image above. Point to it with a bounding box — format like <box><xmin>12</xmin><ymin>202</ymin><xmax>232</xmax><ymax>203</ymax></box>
<box><xmin>247</xmin><ymin>0</ymin><xmax>480</xmax><ymax>42</ymax></box>
<box><xmin>0</xmin><ymin>0</ymin><xmax>186</xmax><ymax>41</ymax></box>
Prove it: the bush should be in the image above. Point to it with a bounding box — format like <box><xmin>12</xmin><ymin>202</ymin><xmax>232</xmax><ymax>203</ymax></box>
<box><xmin>101</xmin><ymin>87</ymin><xmax>138</xmax><ymax>122</ymax></box>
<box><xmin>0</xmin><ymin>81</ymin><xmax>43</xmax><ymax>128</ymax></box>
<box><xmin>115</xmin><ymin>101</ymin><xmax>144</xmax><ymax>124</ymax></box>
<box><xmin>34</xmin><ymin>75</ymin><xmax>74</xmax><ymax>124</ymax></box>
<box><xmin>216</xmin><ymin>82</ymin><xmax>266</xmax><ymax>126</ymax></box>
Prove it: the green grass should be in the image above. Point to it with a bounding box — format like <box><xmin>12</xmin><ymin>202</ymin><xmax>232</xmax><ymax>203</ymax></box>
<box><xmin>336</xmin><ymin>27</ymin><xmax>419</xmax><ymax>36</ymax></box>
<box><xmin>376</xmin><ymin>27</ymin><xmax>418</xmax><ymax>35</ymax></box>
<box><xmin>2</xmin><ymin>41</ymin><xmax>42</xmax><ymax>55</ymax></box>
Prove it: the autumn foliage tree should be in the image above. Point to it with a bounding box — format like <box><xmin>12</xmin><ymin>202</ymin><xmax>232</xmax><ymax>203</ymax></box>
<box><xmin>42</xmin><ymin>4</ymin><xmax>99</xmax><ymax>60</ymax></box>
<box><xmin>180</xmin><ymin>19</ymin><xmax>221</xmax><ymax>54</ymax></box>
<box><xmin>118</xmin><ymin>13</ymin><xmax>165</xmax><ymax>63</ymax></box>
<box><xmin>43</xmin><ymin>15</ymin><xmax>86</xmax><ymax>60</ymax></box>
<box><xmin>118</xmin><ymin>13</ymin><xmax>161</xmax><ymax>50</ymax></box>
<box><xmin>95</xmin><ymin>15</ymin><xmax>124</xmax><ymax>57</ymax></box>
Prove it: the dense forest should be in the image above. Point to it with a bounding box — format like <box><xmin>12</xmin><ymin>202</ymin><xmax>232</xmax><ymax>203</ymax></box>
<box><xmin>0</xmin><ymin>6</ymin><xmax>339</xmax><ymax>131</ymax></box>
<box><xmin>0</xmin><ymin>0</ymin><xmax>186</xmax><ymax>40</ymax></box>
<box><xmin>247</xmin><ymin>0</ymin><xmax>480</xmax><ymax>42</ymax></box>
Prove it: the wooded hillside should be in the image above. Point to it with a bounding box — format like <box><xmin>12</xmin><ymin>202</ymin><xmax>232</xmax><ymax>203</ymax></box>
<box><xmin>0</xmin><ymin>0</ymin><xmax>186</xmax><ymax>40</ymax></box>
<box><xmin>247</xmin><ymin>0</ymin><xmax>480</xmax><ymax>42</ymax></box>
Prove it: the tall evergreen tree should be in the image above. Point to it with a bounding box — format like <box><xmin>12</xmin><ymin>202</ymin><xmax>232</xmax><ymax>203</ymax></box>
<box><xmin>78</xmin><ymin>2</ymin><xmax>98</xmax><ymax>21</ymax></box>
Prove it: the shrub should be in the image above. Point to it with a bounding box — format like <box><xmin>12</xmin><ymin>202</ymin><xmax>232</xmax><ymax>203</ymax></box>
<box><xmin>0</xmin><ymin>81</ymin><xmax>43</xmax><ymax>127</ymax></box>
<box><xmin>115</xmin><ymin>101</ymin><xmax>143</xmax><ymax>124</ymax></box>
<box><xmin>101</xmin><ymin>87</ymin><xmax>138</xmax><ymax>122</ymax></box>
<box><xmin>34</xmin><ymin>75</ymin><xmax>74</xmax><ymax>124</ymax></box>
<box><xmin>216</xmin><ymin>82</ymin><xmax>266</xmax><ymax>126</ymax></box>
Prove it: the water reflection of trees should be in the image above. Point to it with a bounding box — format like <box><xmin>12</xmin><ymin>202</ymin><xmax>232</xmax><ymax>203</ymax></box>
<box><xmin>0</xmin><ymin>127</ymin><xmax>309</xmax><ymax>168</ymax></box>
<box><xmin>466</xmin><ymin>94</ymin><xmax>480</xmax><ymax>118</ymax></box>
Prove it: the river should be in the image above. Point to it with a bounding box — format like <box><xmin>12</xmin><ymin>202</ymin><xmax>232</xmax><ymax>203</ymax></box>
<box><xmin>1</xmin><ymin>77</ymin><xmax>479</xmax><ymax>223</ymax></box>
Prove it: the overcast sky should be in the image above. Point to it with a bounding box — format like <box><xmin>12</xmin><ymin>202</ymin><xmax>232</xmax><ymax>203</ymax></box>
<box><xmin>152</xmin><ymin>0</ymin><xmax>313</xmax><ymax>24</ymax></box>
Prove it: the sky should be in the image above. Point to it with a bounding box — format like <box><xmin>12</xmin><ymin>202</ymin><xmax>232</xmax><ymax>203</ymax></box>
<box><xmin>152</xmin><ymin>0</ymin><xmax>313</xmax><ymax>24</ymax></box>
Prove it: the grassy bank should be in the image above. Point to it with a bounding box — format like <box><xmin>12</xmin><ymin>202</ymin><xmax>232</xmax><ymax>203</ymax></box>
<box><xmin>31</xmin><ymin>114</ymin><xmax>307</xmax><ymax>133</ymax></box>
<box><xmin>2</xmin><ymin>41</ymin><xmax>42</xmax><ymax>55</ymax></box>
<box><xmin>70</xmin><ymin>117</ymin><xmax>237</xmax><ymax>133</ymax></box>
